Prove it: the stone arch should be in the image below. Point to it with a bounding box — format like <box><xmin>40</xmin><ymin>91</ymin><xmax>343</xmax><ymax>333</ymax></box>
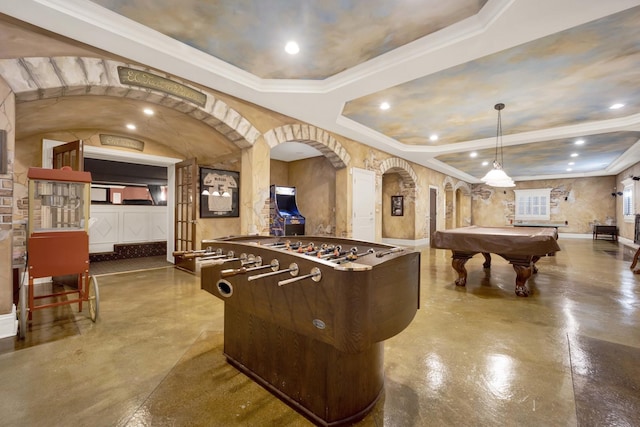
<box><xmin>454</xmin><ymin>181</ymin><xmax>472</xmax><ymax>195</ymax></box>
<box><xmin>0</xmin><ymin>57</ymin><xmax>260</xmax><ymax>148</ymax></box>
<box><xmin>263</xmin><ymin>124</ymin><xmax>350</xmax><ymax>169</ymax></box>
<box><xmin>379</xmin><ymin>157</ymin><xmax>419</xmax><ymax>242</ymax></box>
<box><xmin>443</xmin><ymin>176</ymin><xmax>456</xmax><ymax>229</ymax></box>
<box><xmin>443</xmin><ymin>177</ymin><xmax>472</xmax><ymax>229</ymax></box>
<box><xmin>379</xmin><ymin>158</ymin><xmax>418</xmax><ymax>187</ymax></box>
<box><xmin>443</xmin><ymin>175</ymin><xmax>456</xmax><ymax>191</ymax></box>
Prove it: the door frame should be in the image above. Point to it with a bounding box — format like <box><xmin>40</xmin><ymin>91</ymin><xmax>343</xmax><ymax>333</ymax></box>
<box><xmin>174</xmin><ymin>158</ymin><xmax>197</xmax><ymax>272</ymax></box>
<box><xmin>42</xmin><ymin>140</ymin><xmax>181</xmax><ymax>262</ymax></box>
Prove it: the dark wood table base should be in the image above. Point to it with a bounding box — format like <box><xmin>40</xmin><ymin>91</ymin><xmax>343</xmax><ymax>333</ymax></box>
<box><xmin>224</xmin><ymin>306</ymin><xmax>384</xmax><ymax>426</ymax></box>
<box><xmin>451</xmin><ymin>251</ymin><xmax>542</xmax><ymax>297</ymax></box>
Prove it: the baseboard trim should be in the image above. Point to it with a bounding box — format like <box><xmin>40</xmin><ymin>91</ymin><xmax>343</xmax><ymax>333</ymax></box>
<box><xmin>557</xmin><ymin>233</ymin><xmax>592</xmax><ymax>239</ymax></box>
<box><xmin>381</xmin><ymin>238</ymin><xmax>429</xmax><ymax>247</ymax></box>
<box><xmin>0</xmin><ymin>304</ymin><xmax>17</xmax><ymax>339</ymax></box>
<box><xmin>617</xmin><ymin>236</ymin><xmax>637</xmax><ymax>249</ymax></box>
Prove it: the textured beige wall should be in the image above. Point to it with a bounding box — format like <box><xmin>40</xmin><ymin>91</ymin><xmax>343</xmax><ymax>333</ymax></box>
<box><xmin>288</xmin><ymin>156</ymin><xmax>336</xmax><ymax>236</ymax></box>
<box><xmin>382</xmin><ymin>173</ymin><xmax>415</xmax><ymax>239</ymax></box>
<box><xmin>0</xmin><ymin>77</ymin><xmax>15</xmax><ymax>314</ymax></box>
<box><xmin>239</xmin><ymin>138</ymin><xmax>270</xmax><ymax>236</ymax></box>
<box><xmin>269</xmin><ymin>159</ymin><xmax>289</xmax><ymax>187</ymax></box>
<box><xmin>198</xmin><ymin>217</ymin><xmax>240</xmax><ymax>244</ymax></box>
<box><xmin>615</xmin><ymin>163</ymin><xmax>640</xmax><ymax>241</ymax></box>
<box><xmin>472</xmin><ymin>176</ymin><xmax>616</xmax><ymax>233</ymax></box>
<box><xmin>340</xmin><ymin>141</ymin><xmax>456</xmax><ymax>241</ymax></box>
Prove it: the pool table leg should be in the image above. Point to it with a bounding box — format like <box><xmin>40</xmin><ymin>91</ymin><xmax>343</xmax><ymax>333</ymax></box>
<box><xmin>451</xmin><ymin>253</ymin><xmax>474</xmax><ymax>286</ymax></box>
<box><xmin>482</xmin><ymin>252</ymin><xmax>491</xmax><ymax>268</ymax></box>
<box><xmin>630</xmin><ymin>247</ymin><xmax>640</xmax><ymax>271</ymax></box>
<box><xmin>511</xmin><ymin>263</ymin><xmax>533</xmax><ymax>297</ymax></box>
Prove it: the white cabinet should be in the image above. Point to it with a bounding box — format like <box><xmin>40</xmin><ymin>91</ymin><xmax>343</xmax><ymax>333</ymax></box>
<box><xmin>89</xmin><ymin>205</ymin><xmax>167</xmax><ymax>253</ymax></box>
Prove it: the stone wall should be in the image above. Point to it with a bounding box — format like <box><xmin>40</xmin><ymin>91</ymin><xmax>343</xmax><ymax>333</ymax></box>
<box><xmin>0</xmin><ymin>76</ymin><xmax>15</xmax><ymax>317</ymax></box>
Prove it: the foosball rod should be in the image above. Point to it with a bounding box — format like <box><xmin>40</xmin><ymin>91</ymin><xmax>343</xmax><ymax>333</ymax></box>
<box><xmin>333</xmin><ymin>248</ymin><xmax>375</xmax><ymax>263</ymax></box>
<box><xmin>248</xmin><ymin>263</ymin><xmax>299</xmax><ymax>281</ymax></box>
<box><xmin>221</xmin><ymin>259</ymin><xmax>279</xmax><ymax>278</ymax></box>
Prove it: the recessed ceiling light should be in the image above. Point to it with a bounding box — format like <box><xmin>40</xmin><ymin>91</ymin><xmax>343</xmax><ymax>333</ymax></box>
<box><xmin>610</xmin><ymin>103</ymin><xmax>625</xmax><ymax>110</ymax></box>
<box><xmin>567</xmin><ymin>168</ymin><xmax>573</xmax><ymax>172</ymax></box>
<box><xmin>429</xmin><ymin>134</ymin><xmax>438</xmax><ymax>142</ymax></box>
<box><xmin>285</xmin><ymin>41</ymin><xmax>300</xmax><ymax>55</ymax></box>
<box><xmin>470</xmin><ymin>152</ymin><xmax>477</xmax><ymax>158</ymax></box>
<box><xmin>568</xmin><ymin>162</ymin><xmax>575</xmax><ymax>165</ymax></box>
<box><xmin>574</xmin><ymin>139</ymin><xmax>584</xmax><ymax>145</ymax></box>
<box><xmin>143</xmin><ymin>108</ymin><xmax>154</xmax><ymax>115</ymax></box>
<box><xmin>570</xmin><ymin>153</ymin><xmax>578</xmax><ymax>157</ymax></box>
<box><xmin>126</xmin><ymin>123</ymin><xmax>136</xmax><ymax>130</ymax></box>
<box><xmin>380</xmin><ymin>102</ymin><xmax>390</xmax><ymax>110</ymax></box>
<box><xmin>482</xmin><ymin>161</ymin><xmax>489</xmax><ymax>166</ymax></box>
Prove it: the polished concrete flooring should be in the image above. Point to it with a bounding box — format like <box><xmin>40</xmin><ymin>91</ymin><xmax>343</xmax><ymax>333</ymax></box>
<box><xmin>1</xmin><ymin>238</ymin><xmax>638</xmax><ymax>426</ymax></box>
<box><xmin>88</xmin><ymin>255</ymin><xmax>173</xmax><ymax>276</ymax></box>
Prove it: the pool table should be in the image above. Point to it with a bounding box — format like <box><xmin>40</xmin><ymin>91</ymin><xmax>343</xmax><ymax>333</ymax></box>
<box><xmin>432</xmin><ymin>226</ymin><xmax>560</xmax><ymax>296</ymax></box>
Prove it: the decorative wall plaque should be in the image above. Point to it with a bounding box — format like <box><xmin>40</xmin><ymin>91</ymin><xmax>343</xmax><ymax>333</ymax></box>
<box><xmin>391</xmin><ymin>195</ymin><xmax>404</xmax><ymax>216</ymax></box>
<box><xmin>99</xmin><ymin>134</ymin><xmax>145</xmax><ymax>151</ymax></box>
<box><xmin>200</xmin><ymin>167</ymin><xmax>239</xmax><ymax>218</ymax></box>
<box><xmin>117</xmin><ymin>66</ymin><xmax>207</xmax><ymax>107</ymax></box>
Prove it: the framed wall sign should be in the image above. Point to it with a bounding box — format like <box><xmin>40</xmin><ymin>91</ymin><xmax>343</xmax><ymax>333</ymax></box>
<box><xmin>200</xmin><ymin>167</ymin><xmax>239</xmax><ymax>218</ymax></box>
<box><xmin>391</xmin><ymin>195</ymin><xmax>404</xmax><ymax>216</ymax></box>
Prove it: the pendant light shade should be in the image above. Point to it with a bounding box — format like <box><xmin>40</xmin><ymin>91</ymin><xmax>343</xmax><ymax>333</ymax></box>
<box><xmin>481</xmin><ymin>103</ymin><xmax>515</xmax><ymax>188</ymax></box>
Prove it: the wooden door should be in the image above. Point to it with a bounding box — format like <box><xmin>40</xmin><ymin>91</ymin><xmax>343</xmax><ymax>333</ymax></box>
<box><xmin>53</xmin><ymin>140</ymin><xmax>83</xmax><ymax>170</ymax></box>
<box><xmin>429</xmin><ymin>187</ymin><xmax>437</xmax><ymax>239</ymax></box>
<box><xmin>174</xmin><ymin>158</ymin><xmax>197</xmax><ymax>272</ymax></box>
<box><xmin>352</xmin><ymin>168</ymin><xmax>376</xmax><ymax>242</ymax></box>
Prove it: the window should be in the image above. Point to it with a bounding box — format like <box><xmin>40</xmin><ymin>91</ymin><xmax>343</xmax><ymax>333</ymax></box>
<box><xmin>514</xmin><ymin>188</ymin><xmax>551</xmax><ymax>220</ymax></box>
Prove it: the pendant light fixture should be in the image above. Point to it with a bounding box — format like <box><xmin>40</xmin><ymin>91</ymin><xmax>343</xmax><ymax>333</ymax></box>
<box><xmin>481</xmin><ymin>103</ymin><xmax>515</xmax><ymax>187</ymax></box>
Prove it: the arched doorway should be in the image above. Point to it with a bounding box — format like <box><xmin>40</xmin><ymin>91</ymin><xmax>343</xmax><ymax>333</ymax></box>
<box><xmin>444</xmin><ymin>181</ymin><xmax>455</xmax><ymax>230</ymax></box>
<box><xmin>455</xmin><ymin>183</ymin><xmax>472</xmax><ymax>228</ymax></box>
<box><xmin>443</xmin><ymin>177</ymin><xmax>471</xmax><ymax>230</ymax></box>
<box><xmin>263</xmin><ymin>124</ymin><xmax>349</xmax><ymax>237</ymax></box>
<box><xmin>379</xmin><ymin>158</ymin><xmax>418</xmax><ymax>244</ymax></box>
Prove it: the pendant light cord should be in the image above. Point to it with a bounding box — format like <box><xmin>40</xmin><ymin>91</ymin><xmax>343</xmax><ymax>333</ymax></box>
<box><xmin>494</xmin><ymin>103</ymin><xmax>505</xmax><ymax>167</ymax></box>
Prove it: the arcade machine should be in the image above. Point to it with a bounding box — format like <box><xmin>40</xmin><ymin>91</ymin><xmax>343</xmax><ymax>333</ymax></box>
<box><xmin>269</xmin><ymin>185</ymin><xmax>305</xmax><ymax>236</ymax></box>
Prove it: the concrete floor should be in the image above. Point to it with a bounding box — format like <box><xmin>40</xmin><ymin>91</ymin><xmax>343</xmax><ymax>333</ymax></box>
<box><xmin>1</xmin><ymin>238</ymin><xmax>638</xmax><ymax>426</ymax></box>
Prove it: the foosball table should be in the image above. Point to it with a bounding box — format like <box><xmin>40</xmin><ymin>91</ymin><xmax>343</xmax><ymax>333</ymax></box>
<box><xmin>195</xmin><ymin>235</ymin><xmax>420</xmax><ymax>426</ymax></box>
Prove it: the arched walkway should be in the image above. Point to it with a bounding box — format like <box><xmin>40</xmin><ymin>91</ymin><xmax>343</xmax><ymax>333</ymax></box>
<box><xmin>379</xmin><ymin>158</ymin><xmax>418</xmax><ymax>187</ymax></box>
<box><xmin>443</xmin><ymin>177</ymin><xmax>472</xmax><ymax>229</ymax></box>
<box><xmin>263</xmin><ymin>124</ymin><xmax>349</xmax><ymax>169</ymax></box>
<box><xmin>0</xmin><ymin>57</ymin><xmax>260</xmax><ymax>149</ymax></box>
<box><xmin>379</xmin><ymin>158</ymin><xmax>419</xmax><ymax>242</ymax></box>
<box><xmin>262</xmin><ymin>124</ymin><xmax>350</xmax><ymax>237</ymax></box>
